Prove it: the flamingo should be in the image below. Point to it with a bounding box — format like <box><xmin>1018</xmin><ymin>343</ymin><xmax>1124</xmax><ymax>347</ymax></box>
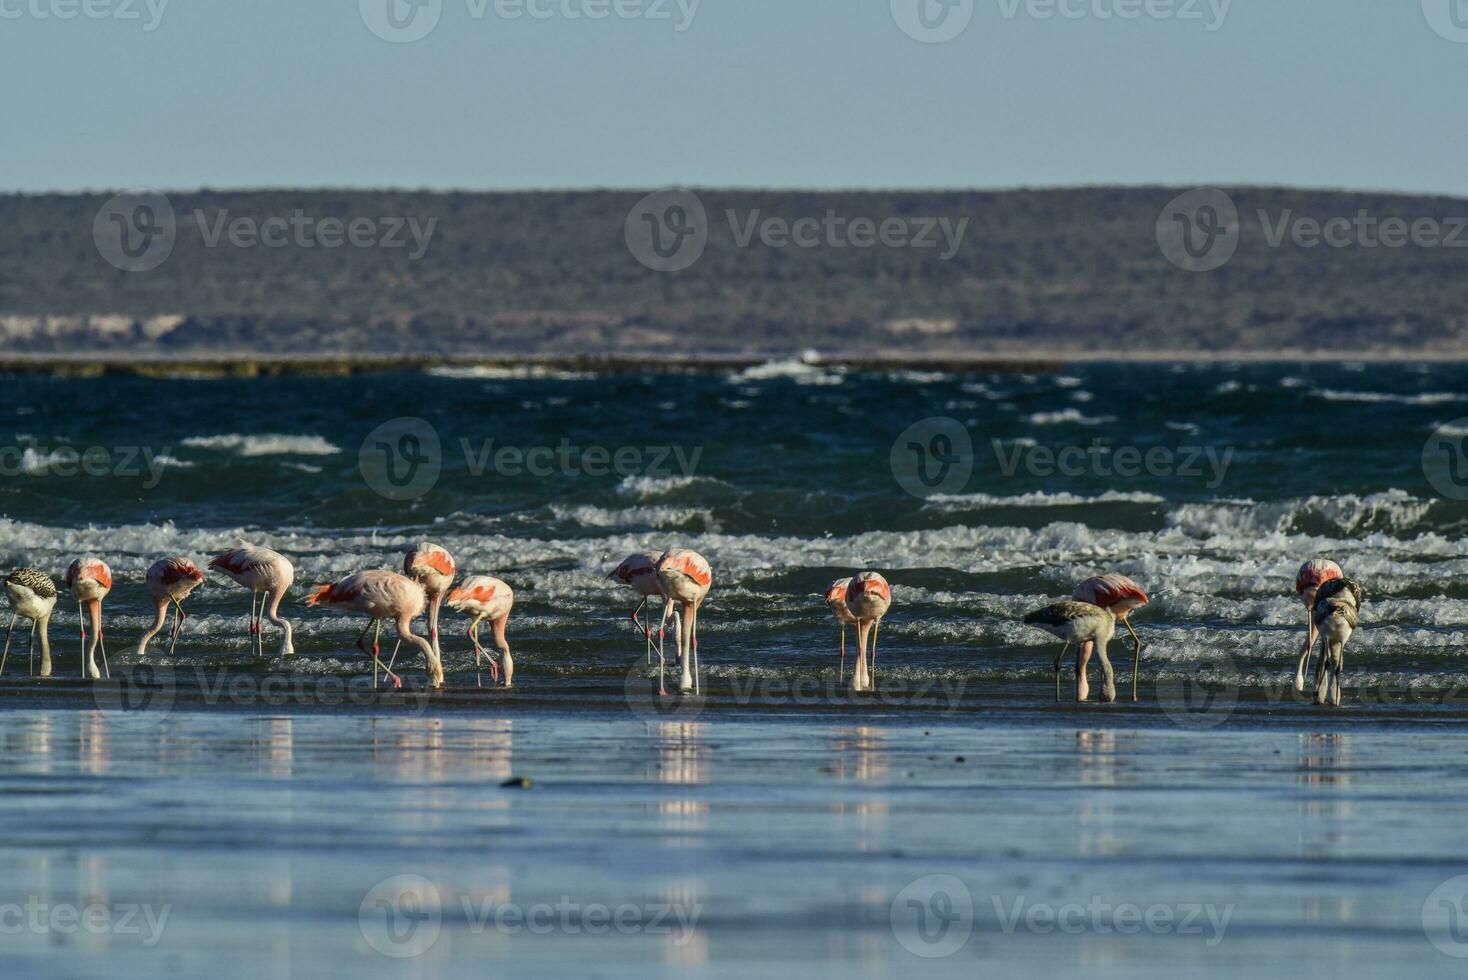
<box><xmin>209</xmin><ymin>545</ymin><xmax>295</xmax><ymax>658</ymax></box>
<box><xmin>445</xmin><ymin>575</ymin><xmax>515</xmax><ymax>687</ymax></box>
<box><xmin>1294</xmin><ymin>558</ymin><xmax>1344</xmax><ymax>692</ymax></box>
<box><xmin>2</xmin><ymin>569</ymin><xmax>57</xmax><ymax>678</ymax></box>
<box><xmin>1311</xmin><ymin>577</ymin><xmax>1363</xmax><ymax>707</ymax></box>
<box><xmin>607</xmin><ymin>551</ymin><xmax>680</xmax><ymax>666</ymax></box>
<box><xmin>1072</xmin><ymin>573</ymin><xmax>1149</xmax><ymax>701</ymax></box>
<box><xmin>136</xmin><ymin>557</ymin><xmax>206</xmax><ymax>658</ymax></box>
<box><xmin>306</xmin><ymin>570</ymin><xmax>442</xmax><ymax>689</ymax></box>
<box><xmin>655</xmin><ymin>549</ymin><xmax>712</xmax><ymax>695</ymax></box>
<box><xmin>65</xmin><ymin>557</ymin><xmax>112</xmax><ymax>679</ymax></box>
<box><xmin>844</xmin><ymin>572</ymin><xmax>890</xmax><ymax>693</ymax></box>
<box><xmin>404</xmin><ymin>542</ymin><xmax>455</xmax><ymax>661</ymax></box>
<box><xmin>1023</xmin><ymin>599</ymin><xmax>1117</xmax><ymax>703</ymax></box>
<box><xmin>824</xmin><ymin>578</ymin><xmax>857</xmax><ymax>683</ymax></box>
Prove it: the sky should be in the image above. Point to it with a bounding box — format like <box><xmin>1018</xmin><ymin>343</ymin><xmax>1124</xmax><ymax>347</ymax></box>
<box><xmin>2</xmin><ymin>0</ymin><xmax>1466</xmax><ymax>196</ymax></box>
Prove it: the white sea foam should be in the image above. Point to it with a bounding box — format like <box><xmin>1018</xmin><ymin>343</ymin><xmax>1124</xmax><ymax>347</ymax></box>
<box><xmin>727</xmin><ymin>359</ymin><xmax>844</xmax><ymax>385</ymax></box>
<box><xmin>614</xmin><ymin>474</ymin><xmax>705</xmax><ymax>500</ymax></box>
<box><xmin>426</xmin><ymin>365</ymin><xmax>592</xmax><ymax>380</ymax></box>
<box><xmin>181</xmin><ymin>434</ymin><xmax>341</xmax><ymax>456</ymax></box>
<box><xmin>1023</xmin><ymin>409</ymin><xmax>1116</xmax><ymax>426</ymax></box>
<box><xmin>1312</xmin><ymin>389</ymin><xmax>1465</xmax><ymax>405</ymax></box>
<box><xmin>926</xmin><ymin>490</ymin><xmax>1164</xmax><ymax>510</ymax></box>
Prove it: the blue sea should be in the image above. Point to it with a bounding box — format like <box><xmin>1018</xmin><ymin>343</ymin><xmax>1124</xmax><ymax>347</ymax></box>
<box><xmin>2</xmin><ymin>360</ymin><xmax>1468</xmax><ymax>977</ymax></box>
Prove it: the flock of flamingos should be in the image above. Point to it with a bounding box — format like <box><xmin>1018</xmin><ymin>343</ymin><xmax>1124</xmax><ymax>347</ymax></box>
<box><xmin>0</xmin><ymin>544</ymin><xmax>1364</xmax><ymax>706</ymax></box>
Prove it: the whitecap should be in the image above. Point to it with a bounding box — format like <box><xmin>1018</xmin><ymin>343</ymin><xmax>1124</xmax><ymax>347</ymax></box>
<box><xmin>1023</xmin><ymin>409</ymin><xmax>1116</xmax><ymax>426</ymax></box>
<box><xmin>180</xmin><ymin>434</ymin><xmax>342</xmax><ymax>456</ymax></box>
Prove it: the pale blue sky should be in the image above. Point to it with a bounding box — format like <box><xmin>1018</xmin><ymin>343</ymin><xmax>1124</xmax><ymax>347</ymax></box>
<box><xmin>2</xmin><ymin>0</ymin><xmax>1465</xmax><ymax>194</ymax></box>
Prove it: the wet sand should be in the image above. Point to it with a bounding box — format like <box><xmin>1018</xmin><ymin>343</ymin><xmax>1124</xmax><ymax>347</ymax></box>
<box><xmin>1</xmin><ymin>689</ymin><xmax>1466</xmax><ymax>978</ymax></box>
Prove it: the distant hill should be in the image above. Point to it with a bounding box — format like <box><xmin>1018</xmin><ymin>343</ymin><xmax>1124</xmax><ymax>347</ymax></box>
<box><xmin>3</xmin><ymin>187</ymin><xmax>1467</xmax><ymax>358</ymax></box>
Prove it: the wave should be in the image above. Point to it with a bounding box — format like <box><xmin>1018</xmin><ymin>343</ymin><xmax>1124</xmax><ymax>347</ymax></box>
<box><xmin>726</xmin><ymin>358</ymin><xmax>844</xmax><ymax>386</ymax></box>
<box><xmin>180</xmin><ymin>434</ymin><xmax>342</xmax><ymax>456</ymax></box>
<box><xmin>425</xmin><ymin>365</ymin><xmax>593</xmax><ymax>380</ymax></box>
<box><xmin>1023</xmin><ymin>409</ymin><xmax>1116</xmax><ymax>426</ymax></box>
<box><xmin>1311</xmin><ymin>389</ymin><xmax>1465</xmax><ymax>405</ymax></box>
<box><xmin>925</xmin><ymin>490</ymin><xmax>1164</xmax><ymax>510</ymax></box>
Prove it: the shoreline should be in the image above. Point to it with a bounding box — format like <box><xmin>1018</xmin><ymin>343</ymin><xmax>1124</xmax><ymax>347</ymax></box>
<box><xmin>1</xmin><ymin>349</ymin><xmax>1464</xmax><ymax>377</ymax></box>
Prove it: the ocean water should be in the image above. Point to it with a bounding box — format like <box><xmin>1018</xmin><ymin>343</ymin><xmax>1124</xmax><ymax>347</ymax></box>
<box><xmin>3</xmin><ymin>361</ymin><xmax>1468</xmax><ymax>977</ymax></box>
<box><xmin>0</xmin><ymin>360</ymin><xmax>1465</xmax><ymax>700</ymax></box>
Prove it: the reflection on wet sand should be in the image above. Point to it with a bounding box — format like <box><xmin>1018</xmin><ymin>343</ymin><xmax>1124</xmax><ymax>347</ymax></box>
<box><xmin>656</xmin><ymin>722</ymin><xmax>708</xmax><ymax>833</ymax></box>
<box><xmin>831</xmin><ymin>727</ymin><xmax>889</xmax><ymax>848</ymax></box>
<box><xmin>1075</xmin><ymin>730</ymin><xmax>1121</xmax><ymax>858</ymax></box>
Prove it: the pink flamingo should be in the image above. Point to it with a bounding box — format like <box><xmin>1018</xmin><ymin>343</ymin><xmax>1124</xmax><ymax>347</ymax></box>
<box><xmin>1072</xmin><ymin>573</ymin><xmax>1149</xmax><ymax>701</ymax></box>
<box><xmin>446</xmin><ymin>575</ymin><xmax>515</xmax><ymax>688</ymax></box>
<box><xmin>209</xmin><ymin>545</ymin><xmax>295</xmax><ymax>658</ymax></box>
<box><xmin>1023</xmin><ymin>599</ymin><xmax>1118</xmax><ymax>703</ymax></box>
<box><xmin>404</xmin><ymin>542</ymin><xmax>455</xmax><ymax>661</ymax></box>
<box><xmin>1294</xmin><ymin>558</ymin><xmax>1344</xmax><ymax>692</ymax></box>
<box><xmin>65</xmin><ymin>557</ymin><xmax>112</xmax><ymax>679</ymax></box>
<box><xmin>608</xmin><ymin>551</ymin><xmax>680</xmax><ymax>666</ymax></box>
<box><xmin>136</xmin><ymin>557</ymin><xmax>206</xmax><ymax>658</ymax></box>
<box><xmin>306</xmin><ymin>570</ymin><xmax>441</xmax><ymax>689</ymax></box>
<box><xmin>824</xmin><ymin>578</ymin><xmax>857</xmax><ymax>683</ymax></box>
<box><xmin>655</xmin><ymin>549</ymin><xmax>712</xmax><ymax>695</ymax></box>
<box><xmin>844</xmin><ymin>572</ymin><xmax>890</xmax><ymax>693</ymax></box>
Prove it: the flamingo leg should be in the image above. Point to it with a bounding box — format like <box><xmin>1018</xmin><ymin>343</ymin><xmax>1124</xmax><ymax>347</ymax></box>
<box><xmin>1054</xmin><ymin>643</ymin><xmax>1070</xmax><ymax>702</ymax></box>
<box><xmin>0</xmin><ymin>614</ymin><xmax>13</xmax><ymax>677</ymax></box>
<box><xmin>691</xmin><ymin>602</ymin><xmax>700</xmax><ymax>696</ymax></box>
<box><xmin>871</xmin><ymin>618</ymin><xmax>880</xmax><ymax>689</ymax></box>
<box><xmin>386</xmin><ymin>640</ymin><xmax>402</xmax><ymax>674</ymax></box>
<box><xmin>365</xmin><ymin>619</ymin><xmax>401</xmax><ymax>690</ymax></box>
<box><xmin>1124</xmin><ymin>618</ymin><xmax>1142</xmax><ymax>702</ymax></box>
<box><xmin>77</xmin><ymin>601</ymin><xmax>85</xmax><ymax>669</ymax></box>
<box><xmin>28</xmin><ymin>620</ymin><xmax>36</xmax><ymax>678</ymax></box>
<box><xmin>630</xmin><ymin>596</ymin><xmax>649</xmax><ymax>665</ymax></box>
<box><xmin>840</xmin><ymin>622</ymin><xmax>850</xmax><ymax>682</ymax></box>
<box><xmin>168</xmin><ymin>600</ymin><xmax>186</xmax><ymax>656</ymax></box>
